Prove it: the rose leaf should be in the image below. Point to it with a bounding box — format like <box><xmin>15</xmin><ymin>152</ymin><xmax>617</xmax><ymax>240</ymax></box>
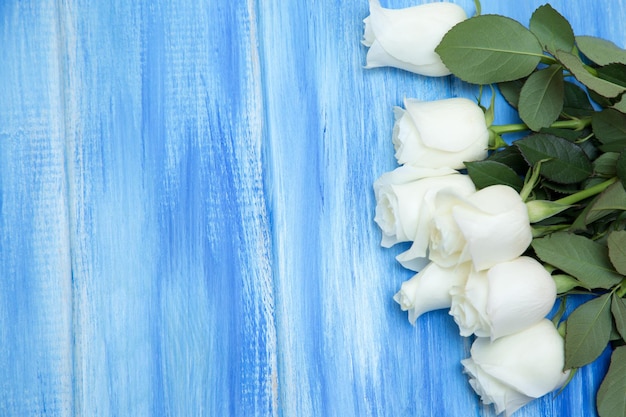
<box><xmin>563</xmin><ymin>81</ymin><xmax>595</xmax><ymax>117</ymax></box>
<box><xmin>608</xmin><ymin>231</ymin><xmax>626</xmax><ymax>275</ymax></box>
<box><xmin>531</xmin><ymin>232</ymin><xmax>623</xmax><ymax>289</ymax></box>
<box><xmin>617</xmin><ymin>150</ymin><xmax>626</xmax><ymax>188</ymax></box>
<box><xmin>515</xmin><ymin>133</ymin><xmax>592</xmax><ymax>184</ymax></box>
<box><xmin>593</xmin><ymin>152</ymin><xmax>620</xmax><ymax>177</ymax></box>
<box><xmin>611</xmin><ymin>293</ymin><xmax>626</xmax><ymax>341</ymax></box>
<box><xmin>556</xmin><ymin>50</ymin><xmax>626</xmax><ymax>99</ymax></box>
<box><xmin>529</xmin><ymin>4</ymin><xmax>575</xmax><ymax>55</ymax></box>
<box><xmin>518</xmin><ymin>64</ymin><xmax>564</xmax><ymax>131</ymax></box>
<box><xmin>597</xmin><ymin>345</ymin><xmax>626</xmax><ymax>417</ymax></box>
<box><xmin>464</xmin><ymin>160</ymin><xmax>524</xmax><ymax>191</ymax></box>
<box><xmin>564</xmin><ymin>293</ymin><xmax>612</xmax><ymax>369</ymax></box>
<box><xmin>436</xmin><ymin>15</ymin><xmax>543</xmax><ymax>84</ymax></box>
<box><xmin>576</xmin><ymin>35</ymin><xmax>626</xmax><ymax>66</ymax></box>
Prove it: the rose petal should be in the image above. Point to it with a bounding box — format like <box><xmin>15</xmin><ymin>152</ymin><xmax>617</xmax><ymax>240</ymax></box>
<box><xmin>470</xmin><ymin>320</ymin><xmax>570</xmax><ymax>398</ymax></box>
<box><xmin>365</xmin><ymin>0</ymin><xmax>466</xmax><ymax>76</ymax></box>
<box><xmin>394</xmin><ymin>262</ymin><xmax>471</xmax><ymax>323</ymax></box>
<box><xmin>486</xmin><ymin>257</ymin><xmax>557</xmax><ymax>340</ymax></box>
<box><xmin>462</xmin><ymin>358</ymin><xmax>534</xmax><ymax>416</ymax></box>
<box><xmin>450</xmin><ymin>269</ymin><xmax>491</xmax><ymax>337</ymax></box>
<box><xmin>404</xmin><ymin>98</ymin><xmax>488</xmax><ymax>153</ymax></box>
<box><xmin>452</xmin><ymin>185</ymin><xmax>532</xmax><ymax>271</ymax></box>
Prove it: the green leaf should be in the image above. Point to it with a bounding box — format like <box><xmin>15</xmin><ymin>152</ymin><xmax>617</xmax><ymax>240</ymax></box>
<box><xmin>577</xmin><ymin>35</ymin><xmax>626</xmax><ymax>66</ymax></box>
<box><xmin>610</xmin><ymin>321</ymin><xmax>623</xmax><ymax>341</ymax></box>
<box><xmin>593</xmin><ymin>109</ymin><xmax>626</xmax><ymax>152</ymax></box>
<box><xmin>594</xmin><ymin>152</ymin><xmax>620</xmax><ymax>177</ymax></box>
<box><xmin>529</xmin><ymin>4</ymin><xmax>575</xmax><ymax>55</ymax></box>
<box><xmin>590</xmin><ymin>182</ymin><xmax>626</xmax><ymax>213</ymax></box>
<box><xmin>465</xmin><ymin>160</ymin><xmax>524</xmax><ymax>191</ymax></box>
<box><xmin>532</xmin><ymin>232</ymin><xmax>623</xmax><ymax>289</ymax></box>
<box><xmin>518</xmin><ymin>65</ymin><xmax>564</xmax><ymax>131</ymax></box>
<box><xmin>486</xmin><ymin>145</ymin><xmax>528</xmax><ymax>174</ymax></box>
<box><xmin>578</xmin><ymin>137</ymin><xmax>602</xmax><ymax>162</ymax></box>
<box><xmin>618</xmin><ymin>151</ymin><xmax>626</xmax><ymax>187</ymax></box>
<box><xmin>611</xmin><ymin>293</ymin><xmax>626</xmax><ymax>341</ymax></box>
<box><xmin>436</xmin><ymin>15</ymin><xmax>544</xmax><ymax>84</ymax></box>
<box><xmin>515</xmin><ymin>134</ymin><xmax>592</xmax><ymax>183</ymax></box>
<box><xmin>597</xmin><ymin>64</ymin><xmax>626</xmax><ymax>88</ymax></box>
<box><xmin>540</xmin><ymin>127</ymin><xmax>586</xmax><ymax>142</ymax></box>
<box><xmin>556</xmin><ymin>50</ymin><xmax>626</xmax><ymax>98</ymax></box>
<box><xmin>564</xmin><ymin>293</ymin><xmax>612</xmax><ymax>369</ymax></box>
<box><xmin>541</xmin><ymin>180</ymin><xmax>578</xmax><ymax>195</ymax></box>
<box><xmin>597</xmin><ymin>345</ymin><xmax>626</xmax><ymax>417</ymax></box>
<box><xmin>563</xmin><ymin>81</ymin><xmax>595</xmax><ymax>117</ymax></box>
<box><xmin>497</xmin><ymin>79</ymin><xmax>524</xmax><ymax>109</ymax></box>
<box><xmin>571</xmin><ymin>182</ymin><xmax>626</xmax><ymax>229</ymax></box>
<box><xmin>612</xmin><ymin>94</ymin><xmax>626</xmax><ymax>115</ymax></box>
<box><xmin>608</xmin><ymin>231</ymin><xmax>626</xmax><ymax>275</ymax></box>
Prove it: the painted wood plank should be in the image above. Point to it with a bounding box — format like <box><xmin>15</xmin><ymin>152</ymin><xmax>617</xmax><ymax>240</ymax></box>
<box><xmin>60</xmin><ymin>0</ymin><xmax>277</xmax><ymax>416</ymax></box>
<box><xmin>0</xmin><ymin>2</ymin><xmax>73</xmax><ymax>415</ymax></box>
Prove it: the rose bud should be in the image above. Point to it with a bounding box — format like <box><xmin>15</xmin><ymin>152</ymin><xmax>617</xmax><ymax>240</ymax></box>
<box><xmin>394</xmin><ymin>261</ymin><xmax>471</xmax><ymax>323</ymax></box>
<box><xmin>373</xmin><ymin>165</ymin><xmax>475</xmax><ymax>270</ymax></box>
<box><xmin>428</xmin><ymin>185</ymin><xmax>532</xmax><ymax>271</ymax></box>
<box><xmin>449</xmin><ymin>256</ymin><xmax>557</xmax><ymax>340</ymax></box>
<box><xmin>461</xmin><ymin>319</ymin><xmax>570</xmax><ymax>416</ymax></box>
<box><xmin>362</xmin><ymin>0</ymin><xmax>467</xmax><ymax>76</ymax></box>
<box><xmin>393</xmin><ymin>98</ymin><xmax>489</xmax><ymax>170</ymax></box>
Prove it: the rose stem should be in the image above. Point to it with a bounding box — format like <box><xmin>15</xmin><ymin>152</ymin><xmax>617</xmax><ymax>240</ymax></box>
<box><xmin>489</xmin><ymin>117</ymin><xmax>591</xmax><ymax>136</ymax></box>
<box><xmin>554</xmin><ymin>177</ymin><xmax>619</xmax><ymax>206</ymax></box>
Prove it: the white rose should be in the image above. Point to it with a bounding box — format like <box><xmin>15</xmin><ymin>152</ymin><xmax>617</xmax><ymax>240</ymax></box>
<box><xmin>373</xmin><ymin>165</ymin><xmax>475</xmax><ymax>270</ymax></box>
<box><xmin>462</xmin><ymin>319</ymin><xmax>570</xmax><ymax>416</ymax></box>
<box><xmin>362</xmin><ymin>0</ymin><xmax>467</xmax><ymax>76</ymax></box>
<box><xmin>449</xmin><ymin>257</ymin><xmax>557</xmax><ymax>340</ymax></box>
<box><xmin>429</xmin><ymin>185</ymin><xmax>533</xmax><ymax>271</ymax></box>
<box><xmin>393</xmin><ymin>98</ymin><xmax>489</xmax><ymax>169</ymax></box>
<box><xmin>393</xmin><ymin>261</ymin><xmax>471</xmax><ymax>324</ymax></box>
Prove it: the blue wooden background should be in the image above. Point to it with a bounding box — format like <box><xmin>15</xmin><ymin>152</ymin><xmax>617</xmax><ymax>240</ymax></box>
<box><xmin>1</xmin><ymin>0</ymin><xmax>623</xmax><ymax>416</ymax></box>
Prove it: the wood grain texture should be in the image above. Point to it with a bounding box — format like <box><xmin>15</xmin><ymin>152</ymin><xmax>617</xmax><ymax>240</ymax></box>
<box><xmin>0</xmin><ymin>2</ymin><xmax>73</xmax><ymax>415</ymax></box>
<box><xmin>1</xmin><ymin>0</ymin><xmax>624</xmax><ymax>416</ymax></box>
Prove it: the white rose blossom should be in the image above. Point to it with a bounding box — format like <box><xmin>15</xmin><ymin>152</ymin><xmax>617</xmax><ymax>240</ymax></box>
<box><xmin>393</xmin><ymin>261</ymin><xmax>471</xmax><ymax>323</ymax></box>
<box><xmin>428</xmin><ymin>184</ymin><xmax>533</xmax><ymax>271</ymax></box>
<box><xmin>462</xmin><ymin>319</ymin><xmax>570</xmax><ymax>416</ymax></box>
<box><xmin>373</xmin><ymin>165</ymin><xmax>475</xmax><ymax>270</ymax></box>
<box><xmin>449</xmin><ymin>256</ymin><xmax>557</xmax><ymax>340</ymax></box>
<box><xmin>393</xmin><ymin>98</ymin><xmax>489</xmax><ymax>169</ymax></box>
<box><xmin>362</xmin><ymin>0</ymin><xmax>467</xmax><ymax>76</ymax></box>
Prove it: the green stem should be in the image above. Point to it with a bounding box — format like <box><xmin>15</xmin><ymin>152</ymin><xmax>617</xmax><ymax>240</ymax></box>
<box><xmin>617</xmin><ymin>278</ymin><xmax>626</xmax><ymax>298</ymax></box>
<box><xmin>584</xmin><ymin>64</ymin><xmax>599</xmax><ymax>77</ymax></box>
<box><xmin>540</xmin><ymin>55</ymin><xmax>559</xmax><ymax>66</ymax></box>
<box><xmin>555</xmin><ymin>177</ymin><xmax>618</xmax><ymax>206</ymax></box>
<box><xmin>473</xmin><ymin>0</ymin><xmax>481</xmax><ymax>16</ymax></box>
<box><xmin>489</xmin><ymin>123</ymin><xmax>528</xmax><ymax>135</ymax></box>
<box><xmin>552</xmin><ymin>118</ymin><xmax>592</xmax><ymax>130</ymax></box>
<box><xmin>489</xmin><ymin>117</ymin><xmax>591</xmax><ymax>136</ymax></box>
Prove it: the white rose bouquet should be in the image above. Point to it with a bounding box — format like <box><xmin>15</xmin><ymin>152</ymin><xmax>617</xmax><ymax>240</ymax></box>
<box><xmin>362</xmin><ymin>1</ymin><xmax>626</xmax><ymax>416</ymax></box>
